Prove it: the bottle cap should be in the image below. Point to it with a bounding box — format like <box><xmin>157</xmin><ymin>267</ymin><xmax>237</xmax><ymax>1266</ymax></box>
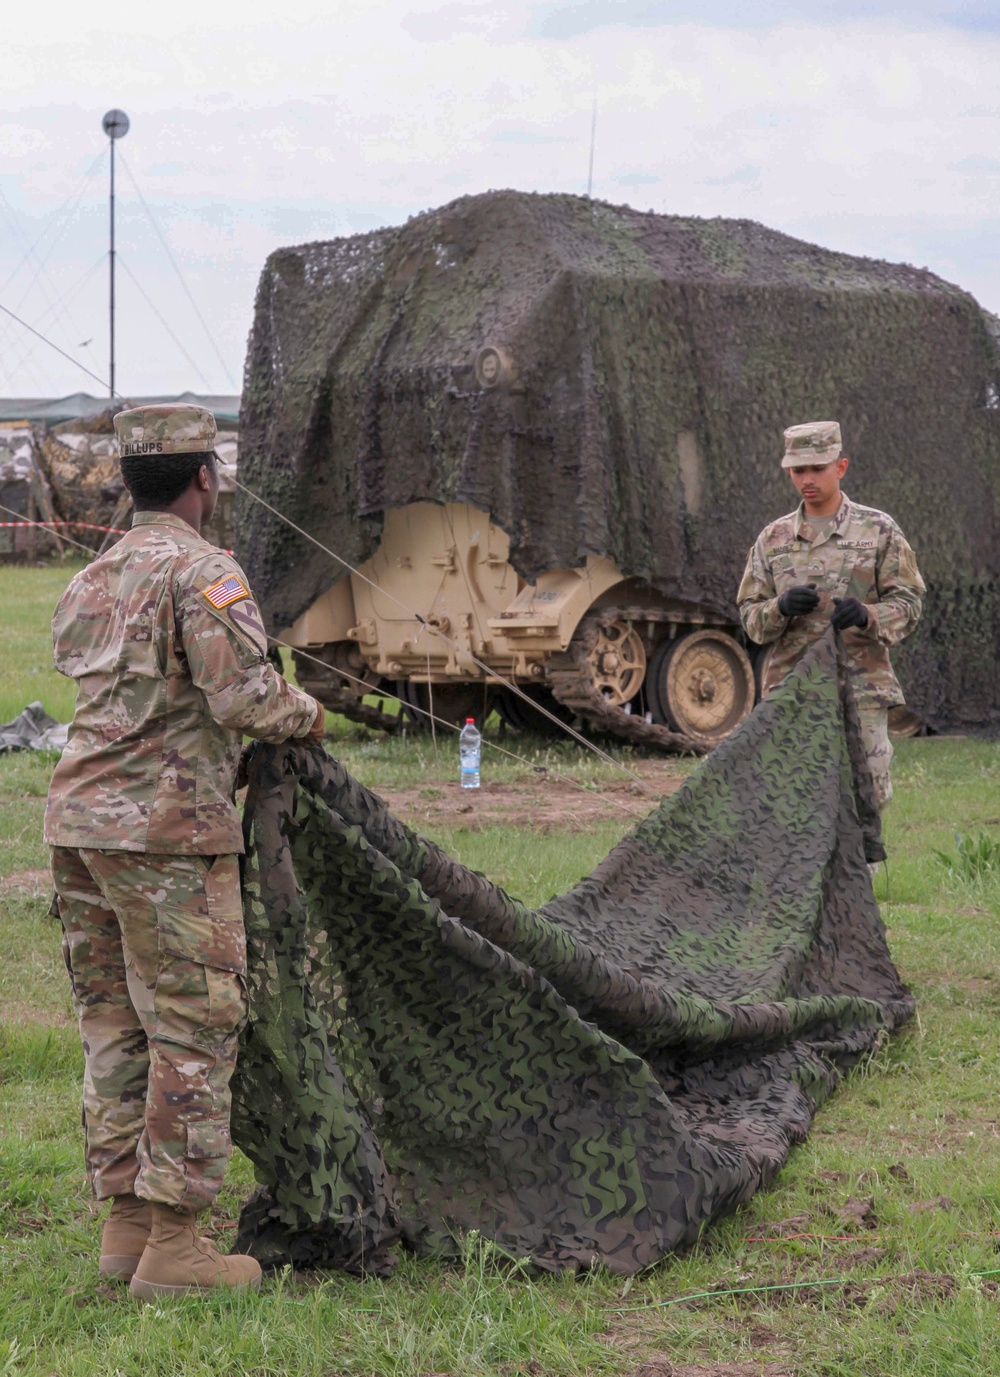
<box><xmin>466</xmin><ymin>717</ymin><xmax>475</xmax><ymax>723</ymax></box>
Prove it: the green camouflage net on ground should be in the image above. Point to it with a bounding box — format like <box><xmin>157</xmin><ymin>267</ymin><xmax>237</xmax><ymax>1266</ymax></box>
<box><xmin>230</xmin><ymin>631</ymin><xmax>913</xmax><ymax>1275</ymax></box>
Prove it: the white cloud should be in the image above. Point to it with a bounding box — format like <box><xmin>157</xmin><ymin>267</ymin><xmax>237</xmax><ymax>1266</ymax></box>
<box><xmin>1</xmin><ymin>2</ymin><xmax>998</xmax><ymax>393</ymax></box>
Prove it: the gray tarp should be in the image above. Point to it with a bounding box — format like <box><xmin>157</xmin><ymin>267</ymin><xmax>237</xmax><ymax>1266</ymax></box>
<box><xmin>0</xmin><ymin>702</ymin><xmax>67</xmax><ymax>754</ymax></box>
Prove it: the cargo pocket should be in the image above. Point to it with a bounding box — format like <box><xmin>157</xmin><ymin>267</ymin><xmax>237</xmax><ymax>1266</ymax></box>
<box><xmin>186</xmin><ymin>1119</ymin><xmax>232</xmax><ymax>1161</ymax></box>
<box><xmin>154</xmin><ymin>854</ymin><xmax>248</xmax><ymax>1043</ymax></box>
<box><xmin>156</xmin><ymin>958</ymin><xmax>247</xmax><ymax>1044</ymax></box>
<box><xmin>157</xmin><ymin>855</ymin><xmax>246</xmax><ymax>971</ymax></box>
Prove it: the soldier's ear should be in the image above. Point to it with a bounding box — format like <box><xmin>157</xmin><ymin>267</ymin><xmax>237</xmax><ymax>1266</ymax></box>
<box><xmin>196</xmin><ymin>464</ymin><xmax>212</xmax><ymax>492</ymax></box>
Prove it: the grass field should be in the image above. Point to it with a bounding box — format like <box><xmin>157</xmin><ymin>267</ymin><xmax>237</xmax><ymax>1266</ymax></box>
<box><xmin>2</xmin><ymin>560</ymin><xmax>1000</xmax><ymax>1377</ymax></box>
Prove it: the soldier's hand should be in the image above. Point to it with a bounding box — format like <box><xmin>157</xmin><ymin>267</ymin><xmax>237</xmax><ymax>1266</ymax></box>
<box><xmin>235</xmin><ymin>745</ymin><xmax>253</xmax><ymax>791</ymax></box>
<box><xmin>831</xmin><ymin>596</ymin><xmax>869</xmax><ymax>630</ymax></box>
<box><xmin>304</xmin><ymin>698</ymin><xmax>327</xmax><ymax>744</ymax></box>
<box><xmin>777</xmin><ymin>583</ymin><xmax>820</xmax><ymax>617</ymax></box>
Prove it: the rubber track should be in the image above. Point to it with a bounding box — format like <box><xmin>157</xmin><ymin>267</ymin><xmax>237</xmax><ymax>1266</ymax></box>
<box><xmin>292</xmin><ymin>653</ymin><xmax>402</xmax><ymax>735</ymax></box>
<box><xmin>546</xmin><ymin>613</ymin><xmax>710</xmax><ymax>756</ymax></box>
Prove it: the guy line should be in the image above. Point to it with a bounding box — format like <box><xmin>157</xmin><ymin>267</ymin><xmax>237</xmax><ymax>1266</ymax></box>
<box><xmin>233</xmin><ymin>477</ymin><xmax>649</xmax><ymax>786</ymax></box>
<box><xmin>1</xmin><ymin>496</ymin><xmax>652</xmax><ymax>803</ymax></box>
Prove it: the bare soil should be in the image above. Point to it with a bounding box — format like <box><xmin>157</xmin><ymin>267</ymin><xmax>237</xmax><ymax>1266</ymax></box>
<box><xmin>0</xmin><ymin>866</ymin><xmax>50</xmax><ymax>897</ymax></box>
<box><xmin>376</xmin><ymin>759</ymin><xmax>687</xmax><ymax>833</ymax></box>
<box><xmin>631</xmin><ymin>1364</ymin><xmax>796</xmax><ymax>1377</ymax></box>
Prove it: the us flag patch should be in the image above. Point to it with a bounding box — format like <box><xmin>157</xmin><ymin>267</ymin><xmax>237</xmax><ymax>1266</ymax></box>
<box><xmin>202</xmin><ymin>574</ymin><xmax>250</xmax><ymax>609</ymax></box>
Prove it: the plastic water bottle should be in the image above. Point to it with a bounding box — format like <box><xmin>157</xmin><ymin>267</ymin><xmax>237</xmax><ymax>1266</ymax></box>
<box><xmin>459</xmin><ymin>717</ymin><xmax>481</xmax><ymax>789</ymax></box>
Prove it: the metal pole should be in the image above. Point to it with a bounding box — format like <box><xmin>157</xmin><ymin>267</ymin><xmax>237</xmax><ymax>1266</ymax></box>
<box><xmin>587</xmin><ymin>96</ymin><xmax>598</xmax><ymax>200</ymax></box>
<box><xmin>101</xmin><ymin>109</ymin><xmax>129</xmax><ymax>401</ymax></box>
<box><xmin>109</xmin><ymin>133</ymin><xmax>115</xmax><ymax>399</ymax></box>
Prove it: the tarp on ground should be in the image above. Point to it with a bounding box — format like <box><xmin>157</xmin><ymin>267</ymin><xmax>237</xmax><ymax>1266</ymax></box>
<box><xmin>238</xmin><ymin>190</ymin><xmax>1000</xmax><ymax>733</ymax></box>
<box><xmin>231</xmin><ymin>630</ymin><xmax>912</xmax><ymax>1276</ymax></box>
<box><xmin>0</xmin><ymin>702</ymin><xmax>67</xmax><ymax>754</ymax></box>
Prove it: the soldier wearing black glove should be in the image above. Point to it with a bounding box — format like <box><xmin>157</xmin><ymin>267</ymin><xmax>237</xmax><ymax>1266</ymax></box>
<box><xmin>738</xmin><ymin>419</ymin><xmax>925</xmax><ymax>817</ymax></box>
<box><xmin>831</xmin><ymin>596</ymin><xmax>869</xmax><ymax>630</ymax></box>
<box><xmin>777</xmin><ymin>583</ymin><xmax>819</xmax><ymax>617</ymax></box>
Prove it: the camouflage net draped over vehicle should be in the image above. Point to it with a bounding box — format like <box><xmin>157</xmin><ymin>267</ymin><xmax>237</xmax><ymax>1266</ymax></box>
<box><xmin>239</xmin><ymin>189</ymin><xmax>1000</xmax><ymax>732</ymax></box>
<box><xmin>230</xmin><ymin>632</ymin><xmax>913</xmax><ymax>1275</ymax></box>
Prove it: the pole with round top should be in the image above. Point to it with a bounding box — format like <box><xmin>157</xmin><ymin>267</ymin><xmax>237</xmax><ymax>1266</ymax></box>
<box><xmin>101</xmin><ymin>109</ymin><xmax>129</xmax><ymax>400</ymax></box>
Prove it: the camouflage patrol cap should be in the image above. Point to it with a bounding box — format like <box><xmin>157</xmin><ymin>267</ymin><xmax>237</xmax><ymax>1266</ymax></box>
<box><xmin>114</xmin><ymin>404</ymin><xmax>217</xmax><ymax>460</ymax></box>
<box><xmin>781</xmin><ymin>420</ymin><xmax>842</xmax><ymax>469</ymax></box>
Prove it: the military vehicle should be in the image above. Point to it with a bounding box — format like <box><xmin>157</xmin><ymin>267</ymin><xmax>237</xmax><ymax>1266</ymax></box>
<box><xmin>237</xmin><ymin>191</ymin><xmax>1000</xmax><ymax>748</ymax></box>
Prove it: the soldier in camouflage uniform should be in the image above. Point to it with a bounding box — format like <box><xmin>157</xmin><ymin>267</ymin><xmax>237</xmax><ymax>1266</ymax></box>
<box><xmin>45</xmin><ymin>404</ymin><xmax>325</xmax><ymax>1300</ymax></box>
<box><xmin>737</xmin><ymin>421</ymin><xmax>925</xmax><ymax>812</ymax></box>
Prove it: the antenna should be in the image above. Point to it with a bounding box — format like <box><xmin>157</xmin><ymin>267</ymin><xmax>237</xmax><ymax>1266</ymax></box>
<box><xmin>586</xmin><ymin>96</ymin><xmax>598</xmax><ymax>200</ymax></box>
<box><xmin>101</xmin><ymin>108</ymin><xmax>130</xmax><ymax>401</ymax></box>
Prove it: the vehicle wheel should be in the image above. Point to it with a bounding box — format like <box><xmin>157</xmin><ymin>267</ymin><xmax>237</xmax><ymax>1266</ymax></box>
<box><xmin>495</xmin><ymin>683</ymin><xmax>575</xmax><ymax>734</ymax></box>
<box><xmin>293</xmin><ymin>641</ymin><xmax>380</xmax><ymax>705</ymax></box>
<box><xmin>888</xmin><ymin>705</ymin><xmax>926</xmax><ymax>738</ymax></box>
<box><xmin>396</xmin><ymin>681</ymin><xmax>492</xmax><ymax>731</ymax></box>
<box><xmin>583</xmin><ymin>619</ymin><xmax>646</xmax><ymax>706</ymax></box>
<box><xmin>647</xmin><ymin>629</ymin><xmax>755</xmax><ymax>745</ymax></box>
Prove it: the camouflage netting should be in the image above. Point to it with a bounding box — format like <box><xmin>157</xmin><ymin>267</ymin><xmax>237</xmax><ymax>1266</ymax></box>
<box><xmin>238</xmin><ymin>190</ymin><xmax>1000</xmax><ymax>733</ymax></box>
<box><xmin>231</xmin><ymin>631</ymin><xmax>912</xmax><ymax>1275</ymax></box>
<box><xmin>37</xmin><ymin>409</ymin><xmax>125</xmax><ymax>548</ymax></box>
<box><xmin>34</xmin><ymin>409</ymin><xmax>240</xmax><ymax>552</ymax></box>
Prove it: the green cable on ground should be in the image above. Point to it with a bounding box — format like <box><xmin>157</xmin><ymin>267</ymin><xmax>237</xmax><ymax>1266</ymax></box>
<box><xmin>614</xmin><ymin>1266</ymin><xmax>1000</xmax><ymax>1314</ymax></box>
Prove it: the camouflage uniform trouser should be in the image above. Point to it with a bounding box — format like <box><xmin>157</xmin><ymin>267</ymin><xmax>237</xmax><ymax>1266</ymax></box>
<box><xmin>50</xmin><ymin>848</ymin><xmax>248</xmax><ymax>1213</ymax></box>
<box><xmin>857</xmin><ymin>705</ymin><xmax>893</xmax><ymax>813</ymax></box>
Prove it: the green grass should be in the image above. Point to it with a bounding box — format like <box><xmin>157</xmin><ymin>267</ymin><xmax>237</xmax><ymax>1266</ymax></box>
<box><xmin>2</xmin><ymin>561</ymin><xmax>1000</xmax><ymax>1375</ymax></box>
<box><xmin>0</xmin><ymin>559</ymin><xmax>86</xmax><ymax>726</ymax></box>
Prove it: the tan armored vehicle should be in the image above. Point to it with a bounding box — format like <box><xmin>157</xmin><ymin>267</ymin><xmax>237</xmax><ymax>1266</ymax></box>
<box><xmin>283</xmin><ymin>498</ymin><xmax>754</xmax><ymax>747</ymax></box>
<box><xmin>239</xmin><ymin>192</ymin><xmax>1000</xmax><ymax>747</ymax></box>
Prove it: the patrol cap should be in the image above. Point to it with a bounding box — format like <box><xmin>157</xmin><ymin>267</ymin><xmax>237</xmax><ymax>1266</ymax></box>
<box><xmin>781</xmin><ymin>420</ymin><xmax>842</xmax><ymax>469</ymax></box>
<box><xmin>114</xmin><ymin>403</ymin><xmax>217</xmax><ymax>460</ymax></box>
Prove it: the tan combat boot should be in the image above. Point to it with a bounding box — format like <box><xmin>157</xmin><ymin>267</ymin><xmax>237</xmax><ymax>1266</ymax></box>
<box><xmin>128</xmin><ymin>1204</ymin><xmax>262</xmax><ymax>1301</ymax></box>
<box><xmin>99</xmin><ymin>1194</ymin><xmax>154</xmax><ymax>1281</ymax></box>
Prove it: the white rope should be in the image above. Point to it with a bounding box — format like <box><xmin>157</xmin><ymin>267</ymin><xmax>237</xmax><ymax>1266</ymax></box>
<box><xmin>273</xmin><ymin>635</ymin><xmax>653</xmax><ymax>800</ymax></box>
<box><xmin>233</xmin><ymin>478</ymin><xmax>643</xmax><ymax>782</ymax></box>
<box><xmin>0</xmin><ymin>501</ymin><xmax>95</xmax><ymax>558</ymax></box>
<box><xmin>3</xmin><ymin>488</ymin><xmax>652</xmax><ymax>801</ymax></box>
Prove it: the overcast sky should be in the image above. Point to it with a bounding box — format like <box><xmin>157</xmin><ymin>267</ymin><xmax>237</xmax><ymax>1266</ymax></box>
<box><xmin>2</xmin><ymin>0</ymin><xmax>998</xmax><ymax>398</ymax></box>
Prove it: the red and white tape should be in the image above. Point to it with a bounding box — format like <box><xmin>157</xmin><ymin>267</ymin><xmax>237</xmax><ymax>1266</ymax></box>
<box><xmin>0</xmin><ymin>520</ymin><xmax>127</xmax><ymax>535</ymax></box>
<box><xmin>1</xmin><ymin>519</ymin><xmax>233</xmax><ymax>556</ymax></box>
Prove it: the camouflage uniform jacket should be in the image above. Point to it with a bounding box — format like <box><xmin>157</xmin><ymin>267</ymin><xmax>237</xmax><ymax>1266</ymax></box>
<box><xmin>44</xmin><ymin>512</ymin><xmax>317</xmax><ymax>854</ymax></box>
<box><xmin>737</xmin><ymin>494</ymin><xmax>925</xmax><ymax>707</ymax></box>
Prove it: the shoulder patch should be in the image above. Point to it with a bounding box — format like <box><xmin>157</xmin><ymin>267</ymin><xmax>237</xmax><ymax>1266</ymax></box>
<box><xmin>202</xmin><ymin>574</ymin><xmax>250</xmax><ymax>609</ymax></box>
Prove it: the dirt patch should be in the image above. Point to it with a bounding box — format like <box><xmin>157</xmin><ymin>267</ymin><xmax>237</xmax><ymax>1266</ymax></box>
<box><xmin>0</xmin><ymin>867</ymin><xmax>50</xmax><ymax>898</ymax></box>
<box><xmin>906</xmin><ymin>1196</ymin><xmax>954</xmax><ymax>1215</ymax></box>
<box><xmin>632</xmin><ymin>1363</ymin><xmax>796</xmax><ymax>1377</ymax></box>
<box><xmin>838</xmin><ymin>1270</ymin><xmax>973</xmax><ymax>1313</ymax></box>
<box><xmin>843</xmin><ymin>1245</ymin><xmax>886</xmax><ymax>1268</ymax></box>
<box><xmin>836</xmin><ymin>1196</ymin><xmax>878</xmax><ymax>1230</ymax></box>
<box><xmin>689</xmin><ymin>1270</ymin><xmax>995</xmax><ymax>1319</ymax></box>
<box><xmin>749</xmin><ymin>1212</ymin><xmax>813</xmax><ymax>1237</ymax></box>
<box><xmin>375</xmin><ymin>760</ymin><xmax>686</xmax><ymax>833</ymax></box>
<box><xmin>2</xmin><ymin>1001</ymin><xmax>71</xmax><ymax>1029</ymax></box>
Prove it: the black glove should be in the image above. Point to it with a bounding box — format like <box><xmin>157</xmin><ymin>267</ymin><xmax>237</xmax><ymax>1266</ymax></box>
<box><xmin>831</xmin><ymin>596</ymin><xmax>869</xmax><ymax>630</ymax></box>
<box><xmin>234</xmin><ymin>744</ymin><xmax>254</xmax><ymax>792</ymax></box>
<box><xmin>777</xmin><ymin>583</ymin><xmax>819</xmax><ymax>617</ymax></box>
